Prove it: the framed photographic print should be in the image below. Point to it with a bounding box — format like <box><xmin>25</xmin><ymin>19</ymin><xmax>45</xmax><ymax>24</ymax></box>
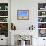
<box><xmin>17</xmin><ymin>10</ymin><xmax>29</xmax><ymax>20</ymax></box>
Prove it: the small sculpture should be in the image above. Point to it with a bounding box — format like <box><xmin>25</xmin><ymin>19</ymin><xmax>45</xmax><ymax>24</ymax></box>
<box><xmin>29</xmin><ymin>25</ymin><xmax>35</xmax><ymax>30</ymax></box>
<box><xmin>11</xmin><ymin>23</ymin><xmax>16</xmax><ymax>30</ymax></box>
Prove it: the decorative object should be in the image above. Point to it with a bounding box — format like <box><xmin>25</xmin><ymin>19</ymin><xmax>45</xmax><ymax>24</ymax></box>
<box><xmin>42</xmin><ymin>12</ymin><xmax>45</xmax><ymax>15</ymax></box>
<box><xmin>38</xmin><ymin>3</ymin><xmax>46</xmax><ymax>10</ymax></box>
<box><xmin>0</xmin><ymin>17</ymin><xmax>8</xmax><ymax>22</ymax></box>
<box><xmin>29</xmin><ymin>25</ymin><xmax>35</xmax><ymax>30</ymax></box>
<box><xmin>38</xmin><ymin>11</ymin><xmax>46</xmax><ymax>16</ymax></box>
<box><xmin>0</xmin><ymin>11</ymin><xmax>8</xmax><ymax>16</ymax></box>
<box><xmin>38</xmin><ymin>17</ymin><xmax>46</xmax><ymax>22</ymax></box>
<box><xmin>0</xmin><ymin>3</ymin><xmax>8</xmax><ymax>10</ymax></box>
<box><xmin>5</xmin><ymin>6</ymin><xmax>8</xmax><ymax>10</ymax></box>
<box><xmin>0</xmin><ymin>6</ymin><xmax>1</xmax><ymax>10</ymax></box>
<box><xmin>0</xmin><ymin>23</ymin><xmax>8</xmax><ymax>37</ymax></box>
<box><xmin>11</xmin><ymin>23</ymin><xmax>16</xmax><ymax>30</ymax></box>
<box><xmin>15</xmin><ymin>35</ymin><xmax>32</xmax><ymax>46</ymax></box>
<box><xmin>38</xmin><ymin>23</ymin><xmax>46</xmax><ymax>28</ymax></box>
<box><xmin>39</xmin><ymin>29</ymin><xmax>46</xmax><ymax>37</ymax></box>
<box><xmin>40</xmin><ymin>8</ymin><xmax>44</xmax><ymax>10</ymax></box>
<box><xmin>17</xmin><ymin>10</ymin><xmax>29</xmax><ymax>20</ymax></box>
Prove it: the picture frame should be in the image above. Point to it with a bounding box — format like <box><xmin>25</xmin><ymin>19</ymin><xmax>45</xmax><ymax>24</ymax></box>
<box><xmin>17</xmin><ymin>10</ymin><xmax>29</xmax><ymax>20</ymax></box>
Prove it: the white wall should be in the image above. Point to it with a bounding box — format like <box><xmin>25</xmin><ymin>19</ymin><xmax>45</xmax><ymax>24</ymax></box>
<box><xmin>11</xmin><ymin>0</ymin><xmax>38</xmax><ymax>30</ymax></box>
<box><xmin>11</xmin><ymin>0</ymin><xmax>46</xmax><ymax>46</ymax></box>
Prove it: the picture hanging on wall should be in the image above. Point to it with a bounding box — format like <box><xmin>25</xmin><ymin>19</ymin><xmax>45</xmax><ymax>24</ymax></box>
<box><xmin>17</xmin><ymin>10</ymin><xmax>29</xmax><ymax>20</ymax></box>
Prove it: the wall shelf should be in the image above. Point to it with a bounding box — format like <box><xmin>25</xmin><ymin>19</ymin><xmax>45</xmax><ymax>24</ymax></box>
<box><xmin>0</xmin><ymin>10</ymin><xmax>8</xmax><ymax>11</ymax></box>
<box><xmin>38</xmin><ymin>22</ymin><xmax>46</xmax><ymax>23</ymax></box>
<box><xmin>0</xmin><ymin>3</ymin><xmax>8</xmax><ymax>37</ymax></box>
<box><xmin>38</xmin><ymin>3</ymin><xmax>46</xmax><ymax>37</ymax></box>
<box><xmin>38</xmin><ymin>28</ymin><xmax>46</xmax><ymax>29</ymax></box>
<box><xmin>0</xmin><ymin>16</ymin><xmax>8</xmax><ymax>17</ymax></box>
<box><xmin>38</xmin><ymin>16</ymin><xmax>46</xmax><ymax>17</ymax></box>
<box><xmin>38</xmin><ymin>10</ymin><xmax>46</xmax><ymax>11</ymax></box>
<box><xmin>0</xmin><ymin>22</ymin><xmax>8</xmax><ymax>23</ymax></box>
